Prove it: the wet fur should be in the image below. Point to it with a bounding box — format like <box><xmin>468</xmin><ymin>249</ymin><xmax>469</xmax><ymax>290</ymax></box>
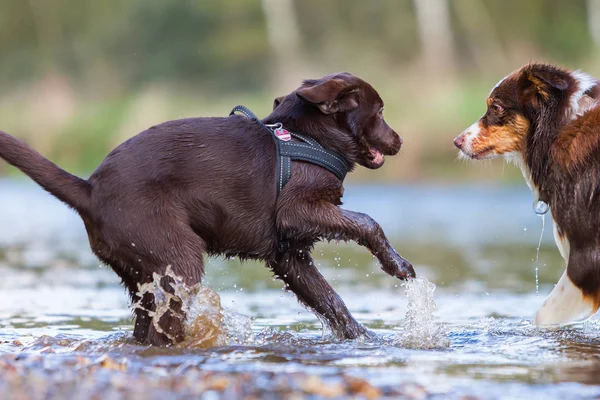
<box><xmin>456</xmin><ymin>63</ymin><xmax>600</xmax><ymax>309</ymax></box>
<box><xmin>0</xmin><ymin>72</ymin><xmax>414</xmax><ymax>346</ymax></box>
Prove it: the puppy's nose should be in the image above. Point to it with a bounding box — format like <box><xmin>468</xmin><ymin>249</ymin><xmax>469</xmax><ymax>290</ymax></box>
<box><xmin>453</xmin><ymin>134</ymin><xmax>465</xmax><ymax>149</ymax></box>
<box><xmin>388</xmin><ymin>134</ymin><xmax>403</xmax><ymax>154</ymax></box>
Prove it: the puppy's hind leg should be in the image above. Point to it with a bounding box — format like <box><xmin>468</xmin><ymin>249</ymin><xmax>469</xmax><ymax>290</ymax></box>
<box><xmin>267</xmin><ymin>249</ymin><xmax>369</xmax><ymax>339</ymax></box>
<box><xmin>131</xmin><ymin>269</ymin><xmax>190</xmax><ymax>347</ymax></box>
<box><xmin>116</xmin><ymin>229</ymin><xmax>207</xmax><ymax>346</ymax></box>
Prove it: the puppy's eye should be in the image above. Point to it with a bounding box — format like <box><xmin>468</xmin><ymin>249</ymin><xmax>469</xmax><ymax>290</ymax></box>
<box><xmin>491</xmin><ymin>104</ymin><xmax>504</xmax><ymax>114</ymax></box>
<box><xmin>378</xmin><ymin>107</ymin><xmax>384</xmax><ymax>116</ymax></box>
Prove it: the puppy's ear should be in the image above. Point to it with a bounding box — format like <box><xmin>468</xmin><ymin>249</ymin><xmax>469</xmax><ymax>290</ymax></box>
<box><xmin>273</xmin><ymin>96</ymin><xmax>284</xmax><ymax>111</ymax></box>
<box><xmin>518</xmin><ymin>69</ymin><xmax>569</xmax><ymax>106</ymax></box>
<box><xmin>296</xmin><ymin>78</ymin><xmax>359</xmax><ymax>114</ymax></box>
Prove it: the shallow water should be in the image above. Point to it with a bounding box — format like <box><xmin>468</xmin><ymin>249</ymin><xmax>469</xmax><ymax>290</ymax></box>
<box><xmin>1</xmin><ymin>179</ymin><xmax>599</xmax><ymax>399</ymax></box>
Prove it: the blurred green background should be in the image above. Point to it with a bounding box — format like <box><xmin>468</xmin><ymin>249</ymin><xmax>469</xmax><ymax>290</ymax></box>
<box><xmin>2</xmin><ymin>0</ymin><xmax>600</xmax><ymax>183</ymax></box>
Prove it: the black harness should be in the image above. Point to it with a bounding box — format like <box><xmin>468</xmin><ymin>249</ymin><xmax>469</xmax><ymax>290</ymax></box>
<box><xmin>230</xmin><ymin>105</ymin><xmax>350</xmax><ymax>251</ymax></box>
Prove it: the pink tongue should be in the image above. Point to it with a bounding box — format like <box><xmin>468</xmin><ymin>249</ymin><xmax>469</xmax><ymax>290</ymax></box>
<box><xmin>370</xmin><ymin>148</ymin><xmax>384</xmax><ymax>164</ymax></box>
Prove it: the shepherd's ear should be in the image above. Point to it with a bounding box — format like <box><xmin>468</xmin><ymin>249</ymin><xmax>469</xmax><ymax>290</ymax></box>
<box><xmin>273</xmin><ymin>96</ymin><xmax>284</xmax><ymax>111</ymax></box>
<box><xmin>296</xmin><ymin>78</ymin><xmax>359</xmax><ymax>114</ymax></box>
<box><xmin>518</xmin><ymin>69</ymin><xmax>569</xmax><ymax>105</ymax></box>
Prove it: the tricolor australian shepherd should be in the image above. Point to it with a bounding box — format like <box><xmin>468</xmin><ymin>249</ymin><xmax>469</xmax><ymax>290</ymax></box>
<box><xmin>454</xmin><ymin>63</ymin><xmax>600</xmax><ymax>327</ymax></box>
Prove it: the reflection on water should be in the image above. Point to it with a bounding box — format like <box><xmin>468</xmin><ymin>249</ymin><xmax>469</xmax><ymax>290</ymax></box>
<box><xmin>0</xmin><ymin>179</ymin><xmax>598</xmax><ymax>399</ymax></box>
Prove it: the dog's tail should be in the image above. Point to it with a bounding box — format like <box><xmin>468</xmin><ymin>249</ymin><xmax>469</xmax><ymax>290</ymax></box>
<box><xmin>0</xmin><ymin>130</ymin><xmax>91</xmax><ymax>216</ymax></box>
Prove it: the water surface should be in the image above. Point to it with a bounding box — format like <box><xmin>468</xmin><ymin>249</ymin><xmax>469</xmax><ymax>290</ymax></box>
<box><xmin>1</xmin><ymin>179</ymin><xmax>598</xmax><ymax>399</ymax></box>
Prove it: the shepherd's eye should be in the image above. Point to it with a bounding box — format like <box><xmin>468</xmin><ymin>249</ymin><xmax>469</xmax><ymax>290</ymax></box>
<box><xmin>491</xmin><ymin>104</ymin><xmax>504</xmax><ymax>114</ymax></box>
<box><xmin>378</xmin><ymin>107</ymin><xmax>384</xmax><ymax>116</ymax></box>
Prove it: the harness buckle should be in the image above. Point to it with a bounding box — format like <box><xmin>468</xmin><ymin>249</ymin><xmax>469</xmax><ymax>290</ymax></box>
<box><xmin>265</xmin><ymin>122</ymin><xmax>283</xmax><ymax>130</ymax></box>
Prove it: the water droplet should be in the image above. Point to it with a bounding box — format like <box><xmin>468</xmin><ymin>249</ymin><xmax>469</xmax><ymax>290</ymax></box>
<box><xmin>533</xmin><ymin>200</ymin><xmax>549</xmax><ymax>215</ymax></box>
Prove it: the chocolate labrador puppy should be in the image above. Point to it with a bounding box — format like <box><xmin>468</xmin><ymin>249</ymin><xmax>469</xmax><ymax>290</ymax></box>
<box><xmin>0</xmin><ymin>72</ymin><xmax>415</xmax><ymax>346</ymax></box>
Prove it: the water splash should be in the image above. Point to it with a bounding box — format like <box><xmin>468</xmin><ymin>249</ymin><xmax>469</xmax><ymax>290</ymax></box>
<box><xmin>535</xmin><ymin>214</ymin><xmax>545</xmax><ymax>296</ymax></box>
<box><xmin>394</xmin><ymin>277</ymin><xmax>450</xmax><ymax>349</ymax></box>
<box><xmin>134</xmin><ymin>266</ymin><xmax>254</xmax><ymax>348</ymax></box>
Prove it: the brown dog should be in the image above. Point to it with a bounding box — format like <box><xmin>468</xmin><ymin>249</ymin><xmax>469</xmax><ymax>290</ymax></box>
<box><xmin>0</xmin><ymin>72</ymin><xmax>414</xmax><ymax>345</ymax></box>
<box><xmin>454</xmin><ymin>63</ymin><xmax>600</xmax><ymax>327</ymax></box>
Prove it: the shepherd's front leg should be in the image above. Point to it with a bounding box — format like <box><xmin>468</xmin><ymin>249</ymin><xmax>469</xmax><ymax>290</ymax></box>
<box><xmin>281</xmin><ymin>205</ymin><xmax>415</xmax><ymax>280</ymax></box>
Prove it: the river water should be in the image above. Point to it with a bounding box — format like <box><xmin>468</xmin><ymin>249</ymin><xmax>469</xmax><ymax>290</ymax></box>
<box><xmin>1</xmin><ymin>179</ymin><xmax>599</xmax><ymax>399</ymax></box>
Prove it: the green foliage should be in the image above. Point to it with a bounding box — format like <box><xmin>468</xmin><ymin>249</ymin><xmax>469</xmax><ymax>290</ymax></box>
<box><xmin>2</xmin><ymin>0</ymin><xmax>597</xmax><ymax>91</ymax></box>
<box><xmin>0</xmin><ymin>0</ymin><xmax>270</xmax><ymax>91</ymax></box>
<box><xmin>49</xmin><ymin>97</ymin><xmax>133</xmax><ymax>173</ymax></box>
<box><xmin>1</xmin><ymin>0</ymin><xmax>599</xmax><ymax>180</ymax></box>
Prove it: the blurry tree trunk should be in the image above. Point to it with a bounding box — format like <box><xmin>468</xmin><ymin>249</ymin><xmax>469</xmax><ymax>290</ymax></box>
<box><xmin>27</xmin><ymin>0</ymin><xmax>62</xmax><ymax>72</ymax></box>
<box><xmin>452</xmin><ymin>0</ymin><xmax>508</xmax><ymax>72</ymax></box>
<box><xmin>261</xmin><ymin>0</ymin><xmax>305</xmax><ymax>91</ymax></box>
<box><xmin>413</xmin><ymin>0</ymin><xmax>456</xmax><ymax>78</ymax></box>
<box><xmin>25</xmin><ymin>0</ymin><xmax>75</xmax><ymax>155</ymax></box>
<box><xmin>587</xmin><ymin>0</ymin><xmax>600</xmax><ymax>48</ymax></box>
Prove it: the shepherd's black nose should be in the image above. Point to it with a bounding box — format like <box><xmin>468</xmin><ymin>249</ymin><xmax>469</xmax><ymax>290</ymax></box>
<box><xmin>454</xmin><ymin>135</ymin><xmax>465</xmax><ymax>149</ymax></box>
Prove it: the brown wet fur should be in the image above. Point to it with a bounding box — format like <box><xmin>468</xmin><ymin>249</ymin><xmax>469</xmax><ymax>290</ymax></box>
<box><xmin>553</xmin><ymin>106</ymin><xmax>600</xmax><ymax>172</ymax></box>
<box><xmin>458</xmin><ymin>63</ymin><xmax>600</xmax><ymax>307</ymax></box>
<box><xmin>0</xmin><ymin>72</ymin><xmax>414</xmax><ymax>346</ymax></box>
<box><xmin>461</xmin><ymin>72</ymin><xmax>531</xmax><ymax>158</ymax></box>
<box><xmin>470</xmin><ymin>114</ymin><xmax>530</xmax><ymax>157</ymax></box>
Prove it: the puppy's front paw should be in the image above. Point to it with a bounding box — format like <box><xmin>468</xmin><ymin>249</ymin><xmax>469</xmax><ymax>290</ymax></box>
<box><xmin>390</xmin><ymin>253</ymin><xmax>416</xmax><ymax>280</ymax></box>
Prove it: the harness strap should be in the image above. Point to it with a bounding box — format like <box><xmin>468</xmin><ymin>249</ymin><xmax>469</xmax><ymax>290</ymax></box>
<box><xmin>230</xmin><ymin>105</ymin><xmax>287</xmax><ymax>195</ymax></box>
<box><xmin>279</xmin><ymin>141</ymin><xmax>348</xmax><ymax>181</ymax></box>
<box><xmin>230</xmin><ymin>105</ymin><xmax>268</xmax><ymax>129</ymax></box>
<box><xmin>230</xmin><ymin>105</ymin><xmax>349</xmax><ymax>252</ymax></box>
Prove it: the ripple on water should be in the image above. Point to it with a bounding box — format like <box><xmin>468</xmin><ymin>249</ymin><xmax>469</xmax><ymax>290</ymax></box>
<box><xmin>5</xmin><ymin>182</ymin><xmax>600</xmax><ymax>398</ymax></box>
